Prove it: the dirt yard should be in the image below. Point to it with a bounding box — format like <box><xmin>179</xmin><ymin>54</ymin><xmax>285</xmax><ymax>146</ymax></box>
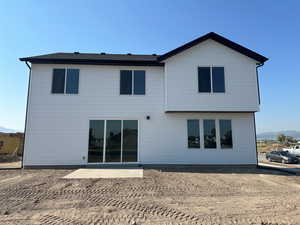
<box><xmin>0</xmin><ymin>168</ymin><xmax>299</xmax><ymax>225</ymax></box>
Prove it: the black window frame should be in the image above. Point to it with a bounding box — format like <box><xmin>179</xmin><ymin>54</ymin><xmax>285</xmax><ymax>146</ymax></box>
<box><xmin>198</xmin><ymin>66</ymin><xmax>225</xmax><ymax>93</ymax></box>
<box><xmin>120</xmin><ymin>70</ymin><xmax>146</xmax><ymax>95</ymax></box>
<box><xmin>51</xmin><ymin>68</ymin><xmax>80</xmax><ymax>94</ymax></box>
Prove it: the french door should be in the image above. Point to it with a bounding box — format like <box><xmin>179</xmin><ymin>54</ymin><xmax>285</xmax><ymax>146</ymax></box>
<box><xmin>88</xmin><ymin>120</ymin><xmax>138</xmax><ymax>163</ymax></box>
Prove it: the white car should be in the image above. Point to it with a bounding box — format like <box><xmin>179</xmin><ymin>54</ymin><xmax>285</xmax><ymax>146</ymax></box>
<box><xmin>283</xmin><ymin>145</ymin><xmax>300</xmax><ymax>157</ymax></box>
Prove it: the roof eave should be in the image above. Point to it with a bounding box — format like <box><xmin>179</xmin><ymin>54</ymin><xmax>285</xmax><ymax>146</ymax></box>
<box><xmin>19</xmin><ymin>58</ymin><xmax>164</xmax><ymax>67</ymax></box>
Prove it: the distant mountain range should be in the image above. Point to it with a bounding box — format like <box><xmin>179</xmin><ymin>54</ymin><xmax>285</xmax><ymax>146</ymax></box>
<box><xmin>257</xmin><ymin>130</ymin><xmax>300</xmax><ymax>140</ymax></box>
<box><xmin>0</xmin><ymin>126</ymin><xmax>22</xmax><ymax>133</ymax></box>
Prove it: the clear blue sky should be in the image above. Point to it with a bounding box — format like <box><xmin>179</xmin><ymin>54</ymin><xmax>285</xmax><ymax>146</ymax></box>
<box><xmin>0</xmin><ymin>0</ymin><xmax>299</xmax><ymax>133</ymax></box>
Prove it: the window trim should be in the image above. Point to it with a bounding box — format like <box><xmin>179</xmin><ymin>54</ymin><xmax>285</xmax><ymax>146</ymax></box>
<box><xmin>197</xmin><ymin>65</ymin><xmax>226</xmax><ymax>94</ymax></box>
<box><xmin>51</xmin><ymin>68</ymin><xmax>80</xmax><ymax>95</ymax></box>
<box><xmin>187</xmin><ymin>118</ymin><xmax>233</xmax><ymax>150</ymax></box>
<box><xmin>119</xmin><ymin>69</ymin><xmax>146</xmax><ymax>96</ymax></box>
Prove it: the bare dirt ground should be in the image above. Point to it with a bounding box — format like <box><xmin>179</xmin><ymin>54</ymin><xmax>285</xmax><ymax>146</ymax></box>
<box><xmin>0</xmin><ymin>168</ymin><xmax>299</xmax><ymax>225</ymax></box>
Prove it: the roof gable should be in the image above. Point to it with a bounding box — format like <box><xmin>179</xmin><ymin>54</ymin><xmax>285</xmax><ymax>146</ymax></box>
<box><xmin>157</xmin><ymin>32</ymin><xmax>268</xmax><ymax>63</ymax></box>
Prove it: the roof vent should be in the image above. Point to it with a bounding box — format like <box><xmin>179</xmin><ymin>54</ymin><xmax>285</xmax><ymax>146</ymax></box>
<box><xmin>74</xmin><ymin>52</ymin><xmax>80</xmax><ymax>54</ymax></box>
<box><xmin>127</xmin><ymin>53</ymin><xmax>132</xmax><ymax>55</ymax></box>
<box><xmin>100</xmin><ymin>52</ymin><xmax>106</xmax><ymax>55</ymax></box>
<box><xmin>152</xmin><ymin>54</ymin><xmax>157</xmax><ymax>56</ymax></box>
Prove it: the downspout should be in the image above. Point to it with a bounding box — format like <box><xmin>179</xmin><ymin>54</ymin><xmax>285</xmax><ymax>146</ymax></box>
<box><xmin>256</xmin><ymin>62</ymin><xmax>264</xmax><ymax>105</ymax></box>
<box><xmin>255</xmin><ymin>62</ymin><xmax>264</xmax><ymax>167</ymax></box>
<box><xmin>21</xmin><ymin>61</ymin><xmax>32</xmax><ymax>169</ymax></box>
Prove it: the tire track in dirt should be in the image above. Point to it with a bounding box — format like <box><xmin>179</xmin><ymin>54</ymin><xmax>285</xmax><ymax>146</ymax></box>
<box><xmin>84</xmin><ymin>195</ymin><xmax>201</xmax><ymax>224</ymax></box>
<box><xmin>0</xmin><ymin>184</ymin><xmax>202</xmax><ymax>224</ymax></box>
<box><xmin>83</xmin><ymin>212</ymin><xmax>149</xmax><ymax>225</ymax></box>
<box><xmin>40</xmin><ymin>215</ymin><xmax>83</xmax><ymax>225</ymax></box>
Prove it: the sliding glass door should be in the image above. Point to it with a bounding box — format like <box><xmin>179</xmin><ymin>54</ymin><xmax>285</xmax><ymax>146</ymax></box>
<box><xmin>88</xmin><ymin>120</ymin><xmax>138</xmax><ymax>163</ymax></box>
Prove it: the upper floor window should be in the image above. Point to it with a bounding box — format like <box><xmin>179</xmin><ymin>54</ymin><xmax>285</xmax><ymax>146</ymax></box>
<box><xmin>51</xmin><ymin>68</ymin><xmax>79</xmax><ymax>94</ymax></box>
<box><xmin>198</xmin><ymin>66</ymin><xmax>225</xmax><ymax>93</ymax></box>
<box><xmin>120</xmin><ymin>70</ymin><xmax>145</xmax><ymax>95</ymax></box>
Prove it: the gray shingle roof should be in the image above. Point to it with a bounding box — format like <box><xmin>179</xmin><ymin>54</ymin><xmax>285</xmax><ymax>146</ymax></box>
<box><xmin>20</xmin><ymin>52</ymin><xmax>163</xmax><ymax>66</ymax></box>
<box><xmin>20</xmin><ymin>52</ymin><xmax>159</xmax><ymax>61</ymax></box>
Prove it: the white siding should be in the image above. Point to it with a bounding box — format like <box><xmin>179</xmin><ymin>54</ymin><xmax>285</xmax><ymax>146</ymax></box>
<box><xmin>140</xmin><ymin>112</ymin><xmax>256</xmax><ymax>165</ymax></box>
<box><xmin>24</xmin><ymin>64</ymin><xmax>164</xmax><ymax>166</ymax></box>
<box><xmin>164</xmin><ymin>39</ymin><xmax>260</xmax><ymax>112</ymax></box>
<box><xmin>24</xmin><ymin>63</ymin><xmax>257</xmax><ymax>166</ymax></box>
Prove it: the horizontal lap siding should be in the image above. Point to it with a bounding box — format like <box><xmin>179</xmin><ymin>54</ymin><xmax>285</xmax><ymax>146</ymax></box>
<box><xmin>24</xmin><ymin>63</ymin><xmax>256</xmax><ymax>166</ymax></box>
<box><xmin>140</xmin><ymin>113</ymin><xmax>256</xmax><ymax>165</ymax></box>
<box><xmin>24</xmin><ymin>64</ymin><xmax>164</xmax><ymax>166</ymax></box>
<box><xmin>164</xmin><ymin>39</ymin><xmax>259</xmax><ymax>112</ymax></box>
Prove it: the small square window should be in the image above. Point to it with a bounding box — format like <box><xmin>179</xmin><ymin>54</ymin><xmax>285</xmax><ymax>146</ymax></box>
<box><xmin>120</xmin><ymin>70</ymin><xmax>145</xmax><ymax>95</ymax></box>
<box><xmin>198</xmin><ymin>66</ymin><xmax>225</xmax><ymax>93</ymax></box>
<box><xmin>51</xmin><ymin>68</ymin><xmax>79</xmax><ymax>94</ymax></box>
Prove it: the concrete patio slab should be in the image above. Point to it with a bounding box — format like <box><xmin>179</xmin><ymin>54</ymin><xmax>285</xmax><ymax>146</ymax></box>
<box><xmin>63</xmin><ymin>168</ymin><xmax>143</xmax><ymax>179</ymax></box>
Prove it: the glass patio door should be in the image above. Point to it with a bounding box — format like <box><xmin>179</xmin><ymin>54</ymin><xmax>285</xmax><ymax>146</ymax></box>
<box><xmin>88</xmin><ymin>120</ymin><xmax>138</xmax><ymax>163</ymax></box>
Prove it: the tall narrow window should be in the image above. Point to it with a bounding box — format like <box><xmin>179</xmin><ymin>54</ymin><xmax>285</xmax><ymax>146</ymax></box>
<box><xmin>66</xmin><ymin>69</ymin><xmax>79</xmax><ymax>94</ymax></box>
<box><xmin>212</xmin><ymin>67</ymin><xmax>225</xmax><ymax>93</ymax></box>
<box><xmin>203</xmin><ymin>120</ymin><xmax>216</xmax><ymax>148</ymax></box>
<box><xmin>120</xmin><ymin>70</ymin><xmax>133</xmax><ymax>94</ymax></box>
<box><xmin>198</xmin><ymin>67</ymin><xmax>211</xmax><ymax>92</ymax></box>
<box><xmin>52</xmin><ymin>69</ymin><xmax>65</xmax><ymax>94</ymax></box>
<box><xmin>134</xmin><ymin>70</ymin><xmax>145</xmax><ymax>94</ymax></box>
<box><xmin>187</xmin><ymin>120</ymin><xmax>200</xmax><ymax>148</ymax></box>
<box><xmin>219</xmin><ymin>120</ymin><xmax>233</xmax><ymax>148</ymax></box>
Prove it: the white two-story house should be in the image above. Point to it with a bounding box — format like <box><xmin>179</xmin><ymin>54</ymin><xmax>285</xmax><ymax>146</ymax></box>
<box><xmin>20</xmin><ymin>32</ymin><xmax>268</xmax><ymax>168</ymax></box>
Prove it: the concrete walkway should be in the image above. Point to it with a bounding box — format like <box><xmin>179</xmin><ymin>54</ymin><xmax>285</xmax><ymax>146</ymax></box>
<box><xmin>259</xmin><ymin>162</ymin><xmax>300</xmax><ymax>175</ymax></box>
<box><xmin>63</xmin><ymin>168</ymin><xmax>143</xmax><ymax>179</ymax></box>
